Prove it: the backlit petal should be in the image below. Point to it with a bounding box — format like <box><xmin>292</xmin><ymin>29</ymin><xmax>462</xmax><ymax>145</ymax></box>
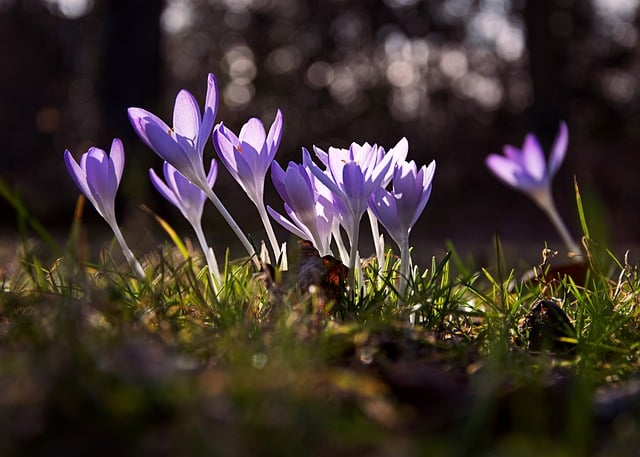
<box><xmin>197</xmin><ymin>73</ymin><xmax>218</xmax><ymax>154</ymax></box>
<box><xmin>521</xmin><ymin>134</ymin><xmax>546</xmax><ymax>181</ymax></box>
<box><xmin>109</xmin><ymin>138</ymin><xmax>125</xmax><ymax>184</ymax></box>
<box><xmin>548</xmin><ymin>121</ymin><xmax>568</xmax><ymax>177</ymax></box>
<box><xmin>173</xmin><ymin>90</ymin><xmax>200</xmax><ymax>141</ymax></box>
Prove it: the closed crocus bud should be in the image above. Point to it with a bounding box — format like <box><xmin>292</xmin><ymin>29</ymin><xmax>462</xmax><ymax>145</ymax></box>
<box><xmin>267</xmin><ymin>160</ymin><xmax>334</xmax><ymax>257</ymax></box>
<box><xmin>213</xmin><ymin>110</ymin><xmax>284</xmax><ymax>261</ymax></box>
<box><xmin>64</xmin><ymin>139</ymin><xmax>145</xmax><ymax>279</ymax></box>
<box><xmin>369</xmin><ymin>160</ymin><xmax>436</xmax><ymax>299</ymax></box>
<box><xmin>150</xmin><ymin>160</ymin><xmax>222</xmax><ymax>290</ymax></box>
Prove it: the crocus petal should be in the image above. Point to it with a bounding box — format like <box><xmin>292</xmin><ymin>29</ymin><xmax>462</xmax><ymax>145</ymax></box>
<box><xmin>173</xmin><ymin>90</ymin><xmax>201</xmax><ymax>141</ymax></box>
<box><xmin>109</xmin><ymin>138</ymin><xmax>125</xmax><ymax>184</ymax></box>
<box><xmin>369</xmin><ymin>189</ymin><xmax>402</xmax><ymax>245</ymax></box>
<box><xmin>366</xmin><ymin>146</ymin><xmax>395</xmax><ymax>195</ymax></box>
<box><xmin>239</xmin><ymin>118</ymin><xmax>266</xmax><ymax>158</ymax></box>
<box><xmin>521</xmin><ymin>134</ymin><xmax>546</xmax><ymax>182</ymax></box>
<box><xmin>85</xmin><ymin>148</ymin><xmax>117</xmax><ymax>214</ymax></box>
<box><xmin>205</xmin><ymin>159</ymin><xmax>218</xmax><ymax>189</ymax></box>
<box><xmin>144</xmin><ymin>121</ymin><xmax>194</xmax><ymax>177</ymax></box>
<box><xmin>64</xmin><ymin>150</ymin><xmax>91</xmax><ymax>199</ymax></box>
<box><xmin>233</xmin><ymin>145</ymin><xmax>262</xmax><ymax>201</ymax></box>
<box><xmin>149</xmin><ymin>167</ymin><xmax>181</xmax><ymax>210</ymax></box>
<box><xmin>212</xmin><ymin>124</ymin><xmax>241</xmax><ymax>181</ymax></box>
<box><xmin>486</xmin><ymin>154</ymin><xmax>529</xmax><ymax>189</ymax></box>
<box><xmin>341</xmin><ymin>162</ymin><xmax>367</xmax><ymax>213</ymax></box>
<box><xmin>394</xmin><ymin>162</ymin><xmax>421</xmax><ymax>223</ymax></box>
<box><xmin>409</xmin><ymin>161</ymin><xmax>435</xmax><ymax>229</ymax></box>
<box><xmin>128</xmin><ymin>108</ymin><xmax>170</xmax><ymax>148</ymax></box>
<box><xmin>267</xmin><ymin>205</ymin><xmax>312</xmax><ymax>241</ymax></box>
<box><xmin>283</xmin><ymin>167</ymin><xmax>317</xmax><ymax>223</ymax></box>
<box><xmin>304</xmin><ymin>150</ymin><xmax>345</xmax><ymax>202</ymax></box>
<box><xmin>266</xmin><ymin>109</ymin><xmax>283</xmax><ymax>160</ymax></box>
<box><xmin>381</xmin><ymin>137</ymin><xmax>409</xmax><ymax>186</ymax></box>
<box><xmin>270</xmin><ymin>160</ymin><xmax>288</xmax><ymax>198</ymax></box>
<box><xmin>312</xmin><ymin>145</ymin><xmax>329</xmax><ymax>166</ymax></box>
<box><xmin>548</xmin><ymin>121</ymin><xmax>568</xmax><ymax>177</ymax></box>
<box><xmin>197</xmin><ymin>73</ymin><xmax>218</xmax><ymax>154</ymax></box>
<box><xmin>502</xmin><ymin>144</ymin><xmax>522</xmax><ymax>162</ymax></box>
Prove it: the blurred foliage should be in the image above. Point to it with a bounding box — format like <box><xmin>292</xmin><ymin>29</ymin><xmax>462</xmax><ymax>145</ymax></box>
<box><xmin>1</xmin><ymin>0</ymin><xmax>640</xmax><ymax>258</ymax></box>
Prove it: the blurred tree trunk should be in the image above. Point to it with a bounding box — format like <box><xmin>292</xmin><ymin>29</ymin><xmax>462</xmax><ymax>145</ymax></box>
<box><xmin>524</xmin><ymin>0</ymin><xmax>564</xmax><ymax>138</ymax></box>
<box><xmin>101</xmin><ymin>0</ymin><xmax>163</xmax><ymax>140</ymax></box>
<box><xmin>100</xmin><ymin>0</ymin><xmax>164</xmax><ymax>203</ymax></box>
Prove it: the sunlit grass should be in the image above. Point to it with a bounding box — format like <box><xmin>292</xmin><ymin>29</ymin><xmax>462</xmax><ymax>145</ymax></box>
<box><xmin>1</xmin><ymin>184</ymin><xmax>640</xmax><ymax>456</ymax></box>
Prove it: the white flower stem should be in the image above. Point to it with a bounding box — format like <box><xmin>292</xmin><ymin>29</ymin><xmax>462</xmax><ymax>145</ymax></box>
<box><xmin>398</xmin><ymin>235</ymin><xmax>411</xmax><ymax>303</ymax></box>
<box><xmin>108</xmin><ymin>220</ymin><xmax>146</xmax><ymax>280</ymax></box>
<box><xmin>203</xmin><ymin>188</ymin><xmax>260</xmax><ymax>268</ymax></box>
<box><xmin>256</xmin><ymin>201</ymin><xmax>281</xmax><ymax>264</ymax></box>
<box><xmin>191</xmin><ymin>221</ymin><xmax>221</xmax><ymax>294</ymax></box>
<box><xmin>367</xmin><ymin>208</ymin><xmax>385</xmax><ymax>269</ymax></box>
<box><xmin>532</xmin><ymin>189</ymin><xmax>582</xmax><ymax>257</ymax></box>
<box><xmin>332</xmin><ymin>223</ymin><xmax>349</xmax><ymax>265</ymax></box>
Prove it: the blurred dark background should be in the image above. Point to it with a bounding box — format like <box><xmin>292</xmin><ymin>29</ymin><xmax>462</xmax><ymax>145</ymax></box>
<box><xmin>1</xmin><ymin>0</ymin><xmax>639</xmax><ymax>263</ymax></box>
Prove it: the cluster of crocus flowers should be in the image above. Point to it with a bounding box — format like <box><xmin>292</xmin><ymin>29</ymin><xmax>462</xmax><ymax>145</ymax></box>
<box><xmin>64</xmin><ymin>70</ymin><xmax>438</xmax><ymax>303</ymax></box>
<box><xmin>303</xmin><ymin>142</ymin><xmax>396</xmax><ymax>287</ymax></box>
<box><xmin>127</xmin><ymin>74</ymin><xmax>259</xmax><ymax>268</ymax></box>
<box><xmin>485</xmin><ymin>121</ymin><xmax>581</xmax><ymax>257</ymax></box>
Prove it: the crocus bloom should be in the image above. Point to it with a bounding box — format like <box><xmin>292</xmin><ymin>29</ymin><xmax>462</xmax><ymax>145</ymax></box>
<box><xmin>304</xmin><ymin>143</ymin><xmax>395</xmax><ymax>288</ymax></box>
<box><xmin>149</xmin><ymin>160</ymin><xmax>221</xmax><ymax>290</ymax></box>
<box><xmin>314</xmin><ymin>138</ymin><xmax>408</xmax><ymax>268</ymax></box>
<box><xmin>212</xmin><ymin>110</ymin><xmax>283</xmax><ymax>260</ymax></box>
<box><xmin>64</xmin><ymin>139</ymin><xmax>145</xmax><ymax>279</ymax></box>
<box><xmin>369</xmin><ymin>160</ymin><xmax>436</xmax><ymax>298</ymax></box>
<box><xmin>128</xmin><ymin>73</ymin><xmax>257</xmax><ymax>264</ymax></box>
<box><xmin>128</xmin><ymin>74</ymin><xmax>217</xmax><ymax>191</ymax></box>
<box><xmin>485</xmin><ymin>121</ymin><xmax>581</xmax><ymax>255</ymax></box>
<box><xmin>267</xmin><ymin>160</ymin><xmax>334</xmax><ymax>256</ymax></box>
<box><xmin>369</xmin><ymin>160</ymin><xmax>436</xmax><ymax>248</ymax></box>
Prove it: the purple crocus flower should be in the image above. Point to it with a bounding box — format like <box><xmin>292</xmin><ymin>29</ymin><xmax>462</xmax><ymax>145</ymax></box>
<box><xmin>212</xmin><ymin>110</ymin><xmax>284</xmax><ymax>260</ymax></box>
<box><xmin>64</xmin><ymin>139</ymin><xmax>145</xmax><ymax>279</ymax></box>
<box><xmin>128</xmin><ymin>73</ymin><xmax>217</xmax><ymax>191</ymax></box>
<box><xmin>486</xmin><ymin>122</ymin><xmax>568</xmax><ymax>195</ymax></box>
<box><xmin>485</xmin><ymin>121</ymin><xmax>580</xmax><ymax>255</ymax></box>
<box><xmin>313</xmin><ymin>138</ymin><xmax>408</xmax><ymax>268</ymax></box>
<box><xmin>150</xmin><ymin>160</ymin><xmax>217</xmax><ymax>229</ymax></box>
<box><xmin>149</xmin><ymin>160</ymin><xmax>221</xmax><ymax>289</ymax></box>
<box><xmin>128</xmin><ymin>73</ymin><xmax>258</xmax><ymax>264</ymax></box>
<box><xmin>369</xmin><ymin>160</ymin><xmax>435</xmax><ymax>247</ymax></box>
<box><xmin>304</xmin><ymin>142</ymin><xmax>395</xmax><ymax>287</ymax></box>
<box><xmin>267</xmin><ymin>160</ymin><xmax>334</xmax><ymax>256</ymax></box>
<box><xmin>369</xmin><ymin>160</ymin><xmax>436</xmax><ymax>298</ymax></box>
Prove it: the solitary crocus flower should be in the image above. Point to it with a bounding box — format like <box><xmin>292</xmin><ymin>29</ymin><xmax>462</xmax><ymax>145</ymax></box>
<box><xmin>267</xmin><ymin>160</ymin><xmax>334</xmax><ymax>256</ymax></box>
<box><xmin>149</xmin><ymin>160</ymin><xmax>221</xmax><ymax>290</ymax></box>
<box><xmin>212</xmin><ymin>110</ymin><xmax>283</xmax><ymax>261</ymax></box>
<box><xmin>485</xmin><ymin>121</ymin><xmax>581</xmax><ymax>256</ymax></box>
<box><xmin>304</xmin><ymin>143</ymin><xmax>395</xmax><ymax>288</ymax></box>
<box><xmin>128</xmin><ymin>73</ymin><xmax>257</xmax><ymax>264</ymax></box>
<box><xmin>369</xmin><ymin>160</ymin><xmax>436</xmax><ymax>298</ymax></box>
<box><xmin>64</xmin><ymin>138</ymin><xmax>145</xmax><ymax>279</ymax></box>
